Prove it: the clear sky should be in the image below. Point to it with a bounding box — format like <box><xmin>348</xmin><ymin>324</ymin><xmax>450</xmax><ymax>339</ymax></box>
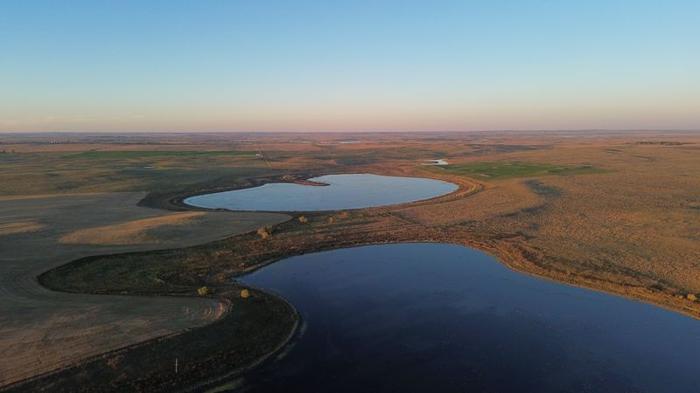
<box><xmin>1</xmin><ymin>1</ymin><xmax>699</xmax><ymax>132</ymax></box>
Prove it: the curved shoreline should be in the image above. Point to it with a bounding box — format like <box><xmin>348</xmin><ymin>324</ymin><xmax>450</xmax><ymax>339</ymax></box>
<box><xmin>4</xmin><ymin>288</ymin><xmax>299</xmax><ymax>393</ymax></box>
<box><xmin>216</xmin><ymin>242</ymin><xmax>700</xmax><ymax>393</ymax></box>
<box><xmin>174</xmin><ymin>292</ymin><xmax>301</xmax><ymax>393</ymax></box>
<box><xmin>15</xmin><ymin>170</ymin><xmax>700</xmax><ymax>391</ymax></box>
<box><xmin>139</xmin><ymin>172</ymin><xmax>328</xmax><ymax>212</ymax></box>
<box><xmin>163</xmin><ymin>172</ymin><xmax>463</xmax><ymax>215</ymax></box>
<box><xmin>153</xmin><ymin>170</ymin><xmax>700</xmax><ymax>322</ymax></box>
<box><xmin>8</xmin><ymin>171</ymin><xmax>472</xmax><ymax>391</ymax></box>
<box><xmin>181</xmin><ymin>173</ymin><xmax>458</xmax><ymax>213</ymax></box>
<box><xmin>236</xmin><ymin>237</ymin><xmax>700</xmax><ymax>322</ymax></box>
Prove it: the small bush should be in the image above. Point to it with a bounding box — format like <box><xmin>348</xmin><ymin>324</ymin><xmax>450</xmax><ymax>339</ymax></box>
<box><xmin>197</xmin><ymin>286</ymin><xmax>211</xmax><ymax>296</ymax></box>
<box><xmin>687</xmin><ymin>293</ymin><xmax>698</xmax><ymax>301</ymax></box>
<box><xmin>257</xmin><ymin>227</ymin><xmax>270</xmax><ymax>240</ymax></box>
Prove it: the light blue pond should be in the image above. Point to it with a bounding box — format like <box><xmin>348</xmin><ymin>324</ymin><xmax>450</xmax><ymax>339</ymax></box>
<box><xmin>184</xmin><ymin>174</ymin><xmax>457</xmax><ymax>212</ymax></box>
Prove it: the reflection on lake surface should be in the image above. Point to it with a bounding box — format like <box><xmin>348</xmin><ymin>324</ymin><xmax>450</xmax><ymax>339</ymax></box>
<box><xmin>236</xmin><ymin>243</ymin><xmax>700</xmax><ymax>393</ymax></box>
<box><xmin>183</xmin><ymin>174</ymin><xmax>457</xmax><ymax>211</ymax></box>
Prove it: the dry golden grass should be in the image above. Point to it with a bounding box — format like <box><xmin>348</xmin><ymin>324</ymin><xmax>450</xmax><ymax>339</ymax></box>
<box><xmin>0</xmin><ymin>220</ymin><xmax>45</xmax><ymax>236</ymax></box>
<box><xmin>395</xmin><ymin>178</ymin><xmax>541</xmax><ymax>225</ymax></box>
<box><xmin>0</xmin><ymin>192</ymin><xmax>106</xmax><ymax>202</ymax></box>
<box><xmin>59</xmin><ymin>211</ymin><xmax>206</xmax><ymax>245</ymax></box>
<box><xmin>2</xmin><ymin>131</ymin><xmax>699</xmax><ymax>388</ymax></box>
<box><xmin>212</xmin><ymin>134</ymin><xmax>700</xmax><ymax>311</ymax></box>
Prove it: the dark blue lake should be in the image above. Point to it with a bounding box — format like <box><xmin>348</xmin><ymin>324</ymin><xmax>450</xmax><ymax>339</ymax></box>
<box><xmin>184</xmin><ymin>174</ymin><xmax>457</xmax><ymax>211</ymax></box>
<box><xmin>235</xmin><ymin>243</ymin><xmax>700</xmax><ymax>393</ymax></box>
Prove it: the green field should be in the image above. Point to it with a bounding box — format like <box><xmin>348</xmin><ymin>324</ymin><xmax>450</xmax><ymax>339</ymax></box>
<box><xmin>64</xmin><ymin>150</ymin><xmax>256</xmax><ymax>159</ymax></box>
<box><xmin>436</xmin><ymin>162</ymin><xmax>604</xmax><ymax>179</ymax></box>
<box><xmin>0</xmin><ymin>151</ymin><xmax>274</xmax><ymax>195</ymax></box>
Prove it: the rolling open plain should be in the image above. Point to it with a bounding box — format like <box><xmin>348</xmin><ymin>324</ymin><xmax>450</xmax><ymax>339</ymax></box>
<box><xmin>1</xmin><ymin>131</ymin><xmax>699</xmax><ymax>391</ymax></box>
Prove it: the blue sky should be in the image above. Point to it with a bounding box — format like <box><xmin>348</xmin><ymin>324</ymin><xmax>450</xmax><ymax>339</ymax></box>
<box><xmin>1</xmin><ymin>1</ymin><xmax>698</xmax><ymax>132</ymax></box>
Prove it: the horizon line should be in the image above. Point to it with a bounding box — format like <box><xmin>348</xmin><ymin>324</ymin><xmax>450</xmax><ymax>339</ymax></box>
<box><xmin>2</xmin><ymin>128</ymin><xmax>700</xmax><ymax>135</ymax></box>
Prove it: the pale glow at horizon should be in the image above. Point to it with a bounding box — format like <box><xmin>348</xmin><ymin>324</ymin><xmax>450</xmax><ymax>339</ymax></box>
<box><xmin>1</xmin><ymin>1</ymin><xmax>699</xmax><ymax>132</ymax></box>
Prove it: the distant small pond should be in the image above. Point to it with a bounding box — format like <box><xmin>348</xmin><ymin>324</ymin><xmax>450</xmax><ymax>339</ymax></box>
<box><xmin>235</xmin><ymin>243</ymin><xmax>700</xmax><ymax>393</ymax></box>
<box><xmin>183</xmin><ymin>174</ymin><xmax>457</xmax><ymax>212</ymax></box>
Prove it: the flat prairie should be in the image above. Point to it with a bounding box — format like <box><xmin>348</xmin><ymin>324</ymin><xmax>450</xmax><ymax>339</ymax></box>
<box><xmin>1</xmin><ymin>131</ymin><xmax>699</xmax><ymax>390</ymax></box>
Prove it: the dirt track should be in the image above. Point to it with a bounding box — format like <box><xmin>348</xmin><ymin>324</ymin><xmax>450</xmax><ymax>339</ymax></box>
<box><xmin>0</xmin><ymin>192</ymin><xmax>287</xmax><ymax>386</ymax></box>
